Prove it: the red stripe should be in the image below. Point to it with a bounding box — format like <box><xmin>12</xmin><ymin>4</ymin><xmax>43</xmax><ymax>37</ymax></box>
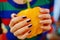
<box><xmin>0</xmin><ymin>33</ymin><xmax>7</xmax><ymax>40</ymax></box>
<box><xmin>0</xmin><ymin>0</ymin><xmax>7</xmax><ymax>2</ymax></box>
<box><xmin>51</xmin><ymin>17</ymin><xmax>55</xmax><ymax>23</ymax></box>
<box><xmin>50</xmin><ymin>6</ymin><xmax>54</xmax><ymax>12</ymax></box>
<box><xmin>1</xmin><ymin>18</ymin><xmax>11</xmax><ymax>26</ymax></box>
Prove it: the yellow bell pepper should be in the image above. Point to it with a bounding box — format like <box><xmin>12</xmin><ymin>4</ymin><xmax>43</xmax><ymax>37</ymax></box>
<box><xmin>17</xmin><ymin>7</ymin><xmax>43</xmax><ymax>38</ymax></box>
<box><xmin>17</xmin><ymin>0</ymin><xmax>43</xmax><ymax>38</ymax></box>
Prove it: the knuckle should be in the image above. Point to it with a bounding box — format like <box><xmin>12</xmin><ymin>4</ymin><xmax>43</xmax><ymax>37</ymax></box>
<box><xmin>48</xmin><ymin>26</ymin><xmax>51</xmax><ymax>30</ymax></box>
<box><xmin>9</xmin><ymin>24</ymin><xmax>11</xmax><ymax>27</ymax></box>
<box><xmin>10</xmin><ymin>29</ymin><xmax>13</xmax><ymax>33</ymax></box>
<box><xmin>45</xmin><ymin>9</ymin><xmax>50</xmax><ymax>12</ymax></box>
<box><xmin>48</xmin><ymin>14</ymin><xmax>51</xmax><ymax>17</ymax></box>
<box><xmin>49</xmin><ymin>19</ymin><xmax>52</xmax><ymax>23</ymax></box>
<box><xmin>11</xmin><ymin>19</ymin><xmax>15</xmax><ymax>23</ymax></box>
<box><xmin>14</xmin><ymin>32</ymin><xmax>17</xmax><ymax>36</ymax></box>
<box><xmin>25</xmin><ymin>26</ymin><xmax>29</xmax><ymax>29</ymax></box>
<box><xmin>46</xmin><ymin>14</ymin><xmax>50</xmax><ymax>16</ymax></box>
<box><xmin>9</xmin><ymin>21</ymin><xmax>12</xmax><ymax>27</ymax></box>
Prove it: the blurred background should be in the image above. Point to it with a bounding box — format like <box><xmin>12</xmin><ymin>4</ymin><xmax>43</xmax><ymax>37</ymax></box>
<box><xmin>47</xmin><ymin>0</ymin><xmax>60</xmax><ymax>40</ymax></box>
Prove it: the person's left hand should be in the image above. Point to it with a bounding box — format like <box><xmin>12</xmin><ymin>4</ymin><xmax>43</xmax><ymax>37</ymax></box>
<box><xmin>39</xmin><ymin>8</ymin><xmax>52</xmax><ymax>32</ymax></box>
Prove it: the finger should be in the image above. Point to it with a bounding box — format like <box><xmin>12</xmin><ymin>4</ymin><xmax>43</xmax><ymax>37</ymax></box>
<box><xmin>14</xmin><ymin>24</ymin><xmax>32</xmax><ymax>36</ymax></box>
<box><xmin>9</xmin><ymin>16</ymin><xmax>27</xmax><ymax>28</ymax></box>
<box><xmin>17</xmin><ymin>31</ymin><xmax>31</xmax><ymax>39</ymax></box>
<box><xmin>10</xmin><ymin>19</ymin><xmax>31</xmax><ymax>33</ymax></box>
<box><xmin>11</xmin><ymin>13</ymin><xmax>17</xmax><ymax>18</ymax></box>
<box><xmin>40</xmin><ymin>19</ymin><xmax>52</xmax><ymax>24</ymax></box>
<box><xmin>41</xmin><ymin>25</ymin><xmax>51</xmax><ymax>31</ymax></box>
<box><xmin>40</xmin><ymin>8</ymin><xmax>50</xmax><ymax>14</ymax></box>
<box><xmin>39</xmin><ymin>14</ymin><xmax>51</xmax><ymax>19</ymax></box>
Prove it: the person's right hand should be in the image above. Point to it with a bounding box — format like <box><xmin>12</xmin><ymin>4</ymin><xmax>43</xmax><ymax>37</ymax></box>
<box><xmin>9</xmin><ymin>14</ymin><xmax>32</xmax><ymax>39</ymax></box>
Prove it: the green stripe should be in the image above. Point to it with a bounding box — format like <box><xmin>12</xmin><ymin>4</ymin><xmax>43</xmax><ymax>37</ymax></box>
<box><xmin>32</xmin><ymin>0</ymin><xmax>50</xmax><ymax>7</ymax></box>
<box><xmin>0</xmin><ymin>2</ymin><xmax>22</xmax><ymax>11</ymax></box>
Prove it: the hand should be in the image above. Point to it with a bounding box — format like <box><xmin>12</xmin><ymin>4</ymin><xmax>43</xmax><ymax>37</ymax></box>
<box><xmin>39</xmin><ymin>8</ymin><xmax>52</xmax><ymax>31</ymax></box>
<box><xmin>9</xmin><ymin>14</ymin><xmax>32</xmax><ymax>39</ymax></box>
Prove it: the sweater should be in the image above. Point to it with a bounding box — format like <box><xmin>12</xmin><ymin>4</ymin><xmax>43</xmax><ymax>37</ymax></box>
<box><xmin>0</xmin><ymin>0</ymin><xmax>54</xmax><ymax>40</ymax></box>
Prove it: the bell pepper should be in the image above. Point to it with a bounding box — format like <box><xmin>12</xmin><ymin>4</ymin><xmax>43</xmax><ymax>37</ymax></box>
<box><xmin>17</xmin><ymin>0</ymin><xmax>43</xmax><ymax>38</ymax></box>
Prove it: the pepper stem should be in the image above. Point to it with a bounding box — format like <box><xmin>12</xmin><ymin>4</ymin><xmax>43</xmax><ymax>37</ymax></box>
<box><xmin>26</xmin><ymin>0</ymin><xmax>31</xmax><ymax>8</ymax></box>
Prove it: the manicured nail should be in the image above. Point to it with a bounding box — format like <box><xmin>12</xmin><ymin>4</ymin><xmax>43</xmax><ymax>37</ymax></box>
<box><xmin>28</xmin><ymin>24</ymin><xmax>32</xmax><ymax>28</ymax></box>
<box><xmin>27</xmin><ymin>19</ymin><xmax>31</xmax><ymax>22</ymax></box>
<box><xmin>22</xmin><ymin>16</ymin><xmax>27</xmax><ymax>19</ymax></box>
<box><xmin>11</xmin><ymin>13</ymin><xmax>17</xmax><ymax>18</ymax></box>
<box><xmin>28</xmin><ymin>31</ymin><xmax>31</xmax><ymax>33</ymax></box>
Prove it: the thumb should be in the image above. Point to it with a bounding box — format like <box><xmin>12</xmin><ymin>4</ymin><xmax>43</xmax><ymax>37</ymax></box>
<box><xmin>11</xmin><ymin>13</ymin><xmax>17</xmax><ymax>18</ymax></box>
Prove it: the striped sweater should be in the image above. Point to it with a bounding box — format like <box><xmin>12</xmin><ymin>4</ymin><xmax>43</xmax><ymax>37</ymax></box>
<box><xmin>0</xmin><ymin>0</ymin><xmax>54</xmax><ymax>40</ymax></box>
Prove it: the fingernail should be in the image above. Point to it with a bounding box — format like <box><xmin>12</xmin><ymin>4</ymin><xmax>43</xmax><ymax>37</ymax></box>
<box><xmin>27</xmin><ymin>19</ymin><xmax>31</xmax><ymax>22</ymax></box>
<box><xmin>28</xmin><ymin>31</ymin><xmax>31</xmax><ymax>33</ymax></box>
<box><xmin>28</xmin><ymin>24</ymin><xmax>32</xmax><ymax>28</ymax></box>
<box><xmin>22</xmin><ymin>16</ymin><xmax>27</xmax><ymax>19</ymax></box>
<box><xmin>11</xmin><ymin>13</ymin><xmax>17</xmax><ymax>18</ymax></box>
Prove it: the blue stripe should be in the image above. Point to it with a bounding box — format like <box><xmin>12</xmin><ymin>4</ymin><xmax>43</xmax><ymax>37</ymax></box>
<box><xmin>0</xmin><ymin>10</ymin><xmax>19</xmax><ymax>18</ymax></box>
<box><xmin>6</xmin><ymin>30</ymin><xmax>18</xmax><ymax>40</ymax></box>
<box><xmin>50</xmin><ymin>0</ymin><xmax>54</xmax><ymax>7</ymax></box>
<box><xmin>40</xmin><ymin>0</ymin><xmax>54</xmax><ymax>9</ymax></box>
<box><xmin>37</xmin><ymin>31</ymin><xmax>48</xmax><ymax>40</ymax></box>
<box><xmin>40</xmin><ymin>4</ymin><xmax>50</xmax><ymax>9</ymax></box>
<box><xmin>8</xmin><ymin>0</ymin><xmax>37</xmax><ymax>8</ymax></box>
